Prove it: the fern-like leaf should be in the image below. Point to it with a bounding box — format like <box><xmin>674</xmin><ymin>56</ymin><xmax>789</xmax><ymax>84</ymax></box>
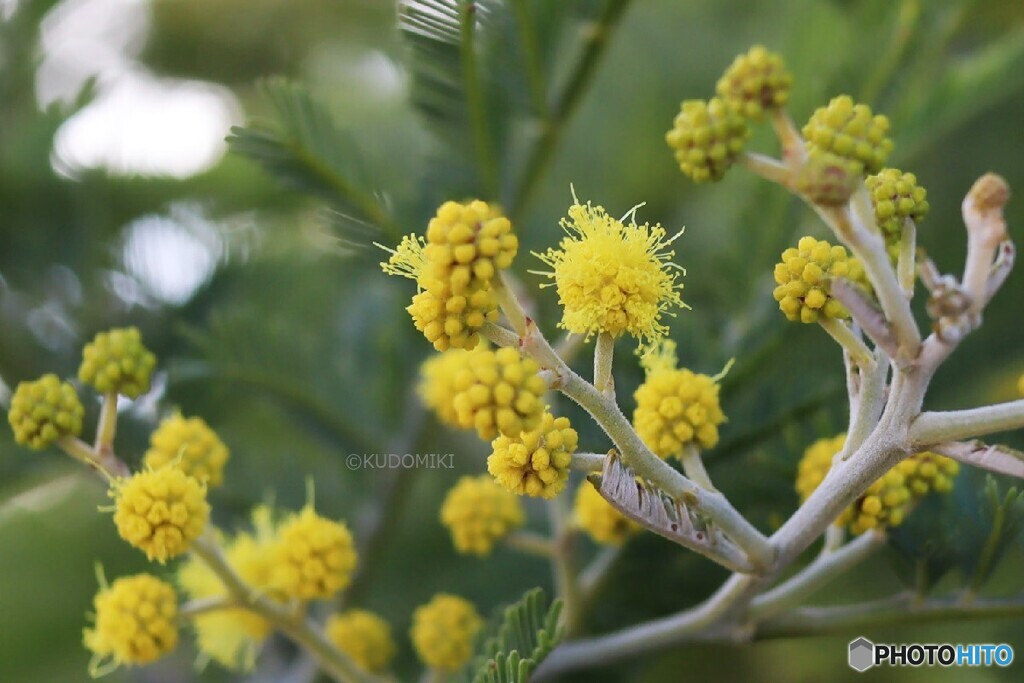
<box><xmin>470</xmin><ymin>588</ymin><xmax>563</xmax><ymax>683</ymax></box>
<box><xmin>226</xmin><ymin>79</ymin><xmax>398</xmax><ymax>240</ymax></box>
<box><xmin>591</xmin><ymin>453</ymin><xmax>757</xmax><ymax>573</ymax></box>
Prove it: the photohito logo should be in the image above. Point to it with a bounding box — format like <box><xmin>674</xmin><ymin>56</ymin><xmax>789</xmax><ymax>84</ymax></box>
<box><xmin>848</xmin><ymin>637</ymin><xmax>1013</xmax><ymax>671</ymax></box>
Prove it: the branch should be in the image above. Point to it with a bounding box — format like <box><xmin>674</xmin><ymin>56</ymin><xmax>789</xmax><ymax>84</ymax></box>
<box><xmin>749</xmin><ymin>531</ymin><xmax>886</xmax><ymax>620</ymax></box>
<box><xmin>190</xmin><ymin>536</ymin><xmax>375</xmax><ymax>683</ymax></box>
<box><xmin>826</xmin><ymin>197</ymin><xmax>922</xmax><ymax>360</ymax></box>
<box><xmin>818</xmin><ymin>318</ymin><xmax>875</xmax><ymax>370</ymax></box>
<box><xmin>829</xmin><ymin>278</ymin><xmax>898</xmax><ymax>359</ymax></box>
<box><xmin>485</xmin><ymin>318</ymin><xmax>773</xmax><ymax>571</ymax></box>
<box><xmin>570</xmin><ymin>452</ymin><xmax>606</xmax><ymax>472</ymax></box>
<box><xmin>593</xmin><ymin>331</ymin><xmax>615</xmax><ymax>397</ymax></box>
<box><xmin>911</xmin><ymin>400</ymin><xmax>1024</xmax><ymax>446</ymax></box>
<box><xmin>757</xmin><ymin>593</ymin><xmax>1024</xmax><ymax>639</ymax></box>
<box><xmin>534</xmin><ymin>574</ymin><xmax>758</xmax><ymax>678</ymax></box>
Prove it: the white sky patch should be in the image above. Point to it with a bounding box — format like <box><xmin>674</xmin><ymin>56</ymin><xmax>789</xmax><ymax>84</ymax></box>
<box><xmin>120</xmin><ymin>204</ymin><xmax>225</xmax><ymax>305</ymax></box>
<box><xmin>38</xmin><ymin>0</ymin><xmax>240</xmax><ymax>178</ymax></box>
<box><xmin>53</xmin><ymin>73</ymin><xmax>239</xmax><ymax>178</ymax></box>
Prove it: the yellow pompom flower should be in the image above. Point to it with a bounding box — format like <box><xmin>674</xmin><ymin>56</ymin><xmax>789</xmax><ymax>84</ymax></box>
<box><xmin>177</xmin><ymin>511</ymin><xmax>276</xmax><ymax>670</ymax></box>
<box><xmin>898</xmin><ymin>451</ymin><xmax>959</xmax><ymax>497</ymax></box>
<box><xmin>382</xmin><ymin>234</ymin><xmax>498</xmax><ymax>352</ymax></box>
<box><xmin>1018</xmin><ymin>373</ymin><xmax>1024</xmax><ymax>396</ymax></box>
<box><xmin>666</xmin><ymin>97</ymin><xmax>751</xmax><ymax>182</ymax></box>
<box><xmin>451</xmin><ymin>346</ymin><xmax>547</xmax><ymax>440</ymax></box>
<box><xmin>113</xmin><ymin>467</ymin><xmax>210</xmax><ymax>562</ymax></box>
<box><xmin>574</xmin><ymin>480</ymin><xmax>638</xmax><ymax>545</ymax></box>
<box><xmin>8</xmin><ymin>374</ymin><xmax>84</xmax><ymax>449</ymax></box>
<box><xmin>865</xmin><ymin>168</ymin><xmax>930</xmax><ymax>242</ymax></box>
<box><xmin>535</xmin><ymin>197</ymin><xmax>685</xmax><ymax>350</ymax></box>
<box><xmin>848</xmin><ymin>468</ymin><xmax>913</xmax><ymax>535</ymax></box>
<box><xmin>411</xmin><ymin>594</ymin><xmax>482</xmax><ymax>672</ymax></box>
<box><xmin>772</xmin><ymin>236</ymin><xmax>868</xmax><ymax>324</ymax></box>
<box><xmin>269</xmin><ymin>506</ymin><xmax>357</xmax><ymax>601</ymax></box>
<box><xmin>441</xmin><ymin>475</ymin><xmax>525</xmax><ymax>556</ymax></box>
<box><xmin>79</xmin><ymin>327</ymin><xmax>157</xmax><ymax>398</ymax></box>
<box><xmin>409</xmin><ymin>285</ymin><xmax>498</xmax><ymax>352</ymax></box>
<box><xmin>488</xmin><ymin>411</ymin><xmax>578</xmax><ymax>499</ymax></box>
<box><xmin>143</xmin><ymin>414</ymin><xmax>230</xmax><ymax>487</ymax></box>
<box><xmin>422</xmin><ymin>200</ymin><xmax>518</xmax><ymax>293</ymax></box>
<box><xmin>802</xmin><ymin>95</ymin><xmax>893</xmax><ymax>174</ymax></box>
<box><xmin>418</xmin><ymin>348</ymin><xmax>488</xmax><ymax>428</ymax></box>
<box><xmin>632</xmin><ymin>340</ymin><xmax>725</xmax><ymax>458</ymax></box>
<box><xmin>84</xmin><ymin>573</ymin><xmax>178</xmax><ymax>670</ymax></box>
<box><xmin>326</xmin><ymin>609</ymin><xmax>396</xmax><ymax>674</ymax></box>
<box><xmin>715</xmin><ymin>45</ymin><xmax>793</xmax><ymax>121</ymax></box>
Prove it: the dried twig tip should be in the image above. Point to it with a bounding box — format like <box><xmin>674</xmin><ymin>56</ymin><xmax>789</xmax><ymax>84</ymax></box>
<box><xmin>968</xmin><ymin>173</ymin><xmax>1010</xmax><ymax>214</ymax></box>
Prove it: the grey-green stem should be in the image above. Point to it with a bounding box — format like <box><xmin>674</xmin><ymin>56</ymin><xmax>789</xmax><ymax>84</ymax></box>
<box><xmin>190</xmin><ymin>536</ymin><xmax>374</xmax><ymax>683</ymax></box>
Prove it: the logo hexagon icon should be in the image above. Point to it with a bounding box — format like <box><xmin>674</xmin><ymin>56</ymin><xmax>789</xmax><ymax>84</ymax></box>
<box><xmin>849</xmin><ymin>637</ymin><xmax>875</xmax><ymax>672</ymax></box>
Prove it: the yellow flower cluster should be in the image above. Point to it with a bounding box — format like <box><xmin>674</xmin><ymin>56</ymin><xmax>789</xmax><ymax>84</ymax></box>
<box><xmin>410</xmin><ymin>593</ymin><xmax>482</xmax><ymax>672</ymax></box>
<box><xmin>632</xmin><ymin>340</ymin><xmax>725</xmax><ymax>457</ymax></box>
<box><xmin>715</xmin><ymin>45</ymin><xmax>793</xmax><ymax>121</ymax></box>
<box><xmin>865</xmin><ymin>168</ymin><xmax>930</xmax><ymax>242</ymax></box>
<box><xmin>8</xmin><ymin>374</ymin><xmax>84</xmax><ymax>449</ymax></box>
<box><xmin>383</xmin><ymin>200</ymin><xmax>518</xmax><ymax>351</ymax></box>
<box><xmin>143</xmin><ymin>413</ymin><xmax>230</xmax><ymax>487</ymax></box>
<box><xmin>177</xmin><ymin>510</ymin><xmax>276</xmax><ymax>670</ymax></box>
<box><xmin>488</xmin><ymin>412</ymin><xmax>578</xmax><ymax>498</ymax></box>
<box><xmin>902</xmin><ymin>451</ymin><xmax>959</xmax><ymax>497</ymax></box>
<box><xmin>78</xmin><ymin>327</ymin><xmax>157</xmax><ymax>398</ymax></box>
<box><xmin>84</xmin><ymin>573</ymin><xmax>178</xmax><ymax>669</ymax></box>
<box><xmin>573</xmin><ymin>480</ymin><xmax>638</xmax><ymax>545</ymax></box>
<box><xmin>441</xmin><ymin>475</ymin><xmax>524</xmax><ymax>556</ymax></box>
<box><xmin>666</xmin><ymin>98</ymin><xmax>750</xmax><ymax>183</ymax></box>
<box><xmin>451</xmin><ymin>346</ymin><xmax>547</xmax><ymax>440</ymax></box>
<box><xmin>417</xmin><ymin>347</ymin><xmax>488</xmax><ymax>429</ymax></box>
<box><xmin>325</xmin><ymin>609</ymin><xmax>396</xmax><ymax>674</ymax></box>
<box><xmin>802</xmin><ymin>95</ymin><xmax>893</xmax><ymax>174</ymax></box>
<box><xmin>535</xmin><ymin>198</ymin><xmax>685</xmax><ymax>349</ymax></box>
<box><xmin>796</xmin><ymin>434</ymin><xmax>960</xmax><ymax>534</ymax></box>
<box><xmin>113</xmin><ymin>467</ymin><xmax>210</xmax><ymax>562</ymax></box>
<box><xmin>422</xmin><ymin>200</ymin><xmax>518</xmax><ymax>291</ymax></box>
<box><xmin>772</xmin><ymin>236</ymin><xmax>867</xmax><ymax>323</ymax></box>
<box><xmin>269</xmin><ymin>506</ymin><xmax>357</xmax><ymax>601</ymax></box>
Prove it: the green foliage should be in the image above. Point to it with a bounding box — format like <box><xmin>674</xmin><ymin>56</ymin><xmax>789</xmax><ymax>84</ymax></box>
<box><xmin>226</xmin><ymin>80</ymin><xmax>399</xmax><ymax>240</ymax></box>
<box><xmin>467</xmin><ymin>588</ymin><xmax>563</xmax><ymax>683</ymax></box>
<box><xmin>888</xmin><ymin>471</ymin><xmax>1024</xmax><ymax>596</ymax></box>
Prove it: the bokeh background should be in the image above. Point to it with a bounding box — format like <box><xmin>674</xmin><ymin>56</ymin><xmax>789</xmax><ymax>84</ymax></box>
<box><xmin>2</xmin><ymin>0</ymin><xmax>1024</xmax><ymax>681</ymax></box>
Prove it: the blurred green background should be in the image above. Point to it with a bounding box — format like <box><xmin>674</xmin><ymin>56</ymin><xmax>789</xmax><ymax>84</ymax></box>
<box><xmin>2</xmin><ymin>0</ymin><xmax>1024</xmax><ymax>681</ymax></box>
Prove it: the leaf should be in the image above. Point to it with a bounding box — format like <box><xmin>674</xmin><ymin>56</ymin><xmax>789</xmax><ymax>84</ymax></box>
<box><xmin>930</xmin><ymin>440</ymin><xmax>1024</xmax><ymax>480</ymax></box>
<box><xmin>468</xmin><ymin>588</ymin><xmax>564</xmax><ymax>683</ymax></box>
<box><xmin>892</xmin><ymin>26</ymin><xmax>1024</xmax><ymax>162</ymax></box>
<box><xmin>226</xmin><ymin>79</ymin><xmax>398</xmax><ymax>240</ymax></box>
<box><xmin>962</xmin><ymin>475</ymin><xmax>1024</xmax><ymax>592</ymax></box>
<box><xmin>886</xmin><ymin>493</ymin><xmax>961</xmax><ymax>596</ymax></box>
<box><xmin>590</xmin><ymin>453</ymin><xmax>756</xmax><ymax>573</ymax></box>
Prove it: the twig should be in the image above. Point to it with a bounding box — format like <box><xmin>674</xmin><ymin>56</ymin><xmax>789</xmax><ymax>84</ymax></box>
<box><xmin>749</xmin><ymin>531</ymin><xmax>886</xmax><ymax>620</ymax></box>
<box><xmin>911</xmin><ymin>400</ymin><xmax>1024</xmax><ymax>446</ymax></box>
<box><xmin>593</xmin><ymin>332</ymin><xmax>615</xmax><ymax>397</ymax></box>
<box><xmin>190</xmin><ymin>536</ymin><xmax>375</xmax><ymax>683</ymax></box>
<box><xmin>570</xmin><ymin>452</ymin><xmax>606</xmax><ymax>472</ymax></box>
<box><xmin>505</xmin><ymin>531</ymin><xmax>556</xmax><ymax>558</ymax></box>
<box><xmin>757</xmin><ymin>593</ymin><xmax>1024</xmax><ymax>638</ymax></box>
<box><xmin>818</xmin><ymin>318</ymin><xmax>875</xmax><ymax>370</ymax></box>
